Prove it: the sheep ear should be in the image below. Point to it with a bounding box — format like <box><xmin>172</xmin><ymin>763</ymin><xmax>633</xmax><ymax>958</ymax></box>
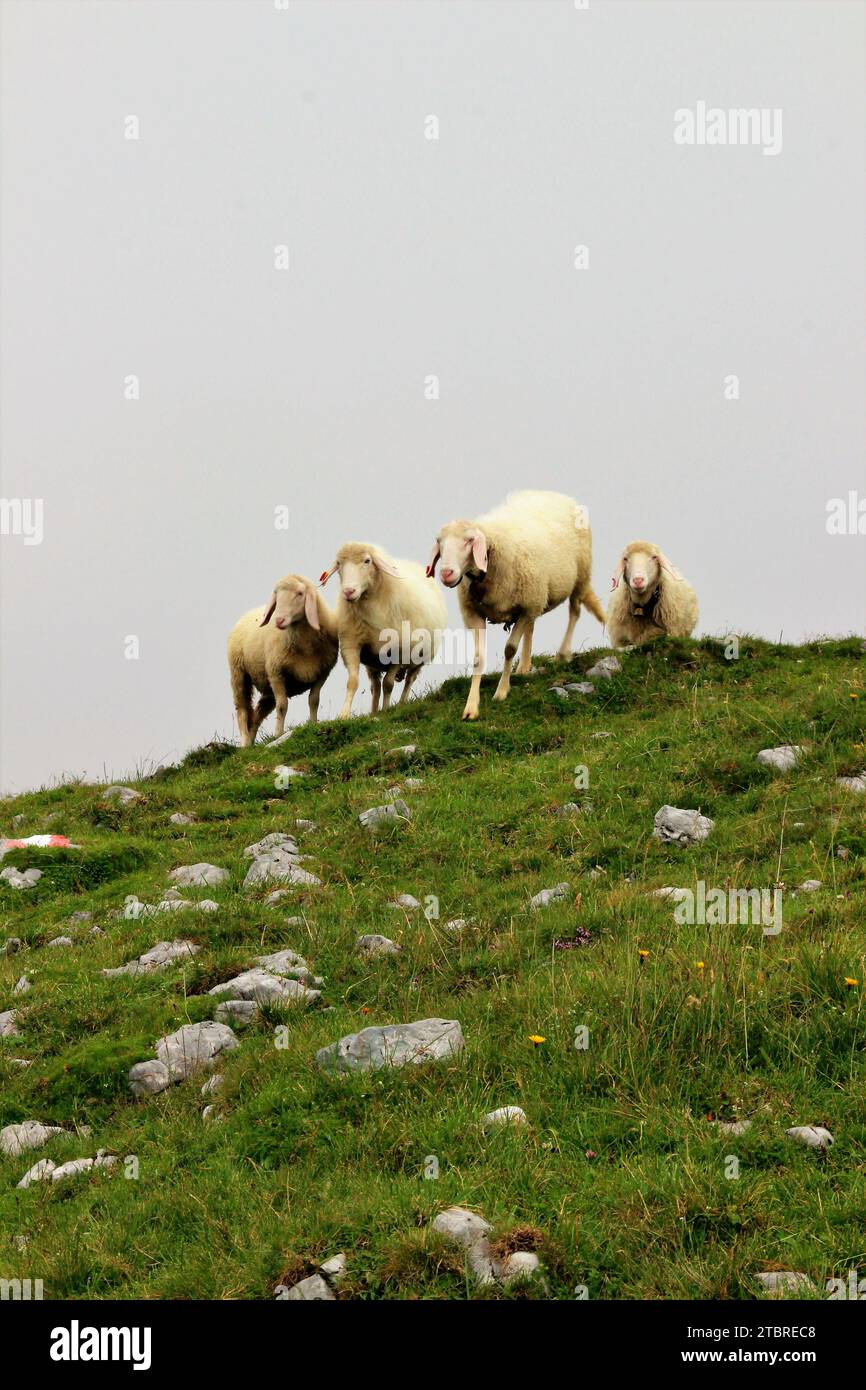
<box><xmin>610</xmin><ymin>559</ymin><xmax>625</xmax><ymax>591</ymax></box>
<box><xmin>261</xmin><ymin>595</ymin><xmax>277</xmax><ymax>626</ymax></box>
<box><xmin>319</xmin><ymin>564</ymin><xmax>337</xmax><ymax>587</ymax></box>
<box><xmin>304</xmin><ymin>587</ymin><xmax>320</xmax><ymax>630</ymax></box>
<box><xmin>426</xmin><ymin>541</ymin><xmax>440</xmax><ymax>578</ymax></box>
<box><xmin>373</xmin><ymin>553</ymin><xmax>400</xmax><ymax>577</ymax></box>
<box><xmin>471</xmin><ymin>530</ymin><xmax>488</xmax><ymax>572</ymax></box>
<box><xmin>654</xmin><ymin>552</ymin><xmax>683</xmax><ymax>580</ymax></box>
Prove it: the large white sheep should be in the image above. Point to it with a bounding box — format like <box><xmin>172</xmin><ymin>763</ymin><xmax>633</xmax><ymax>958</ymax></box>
<box><xmin>427</xmin><ymin>489</ymin><xmax>605</xmax><ymax>720</ymax></box>
<box><xmin>227</xmin><ymin>573</ymin><xmax>339</xmax><ymax>745</ymax></box>
<box><xmin>606</xmin><ymin>541</ymin><xmax>698</xmax><ymax>647</ymax></box>
<box><xmin>320</xmin><ymin>541</ymin><xmax>447</xmax><ymax>717</ymax></box>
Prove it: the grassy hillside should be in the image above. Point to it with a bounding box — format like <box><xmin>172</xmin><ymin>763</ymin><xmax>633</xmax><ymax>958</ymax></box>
<box><xmin>1</xmin><ymin>636</ymin><xmax>865</xmax><ymax>1301</ymax></box>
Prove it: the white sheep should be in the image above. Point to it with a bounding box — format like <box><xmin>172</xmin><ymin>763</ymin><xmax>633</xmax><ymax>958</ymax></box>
<box><xmin>427</xmin><ymin>489</ymin><xmax>605</xmax><ymax>720</ymax></box>
<box><xmin>320</xmin><ymin>541</ymin><xmax>447</xmax><ymax>717</ymax></box>
<box><xmin>606</xmin><ymin>541</ymin><xmax>698</xmax><ymax>648</ymax></box>
<box><xmin>227</xmin><ymin>573</ymin><xmax>339</xmax><ymax>745</ymax></box>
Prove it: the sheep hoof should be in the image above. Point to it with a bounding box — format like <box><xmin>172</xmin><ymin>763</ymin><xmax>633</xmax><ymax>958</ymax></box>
<box><xmin>461</xmin><ymin>707</ymin><xmax>479</xmax><ymax>722</ymax></box>
<box><xmin>492</xmin><ymin>689</ymin><xmax>509</xmax><ymax>702</ymax></box>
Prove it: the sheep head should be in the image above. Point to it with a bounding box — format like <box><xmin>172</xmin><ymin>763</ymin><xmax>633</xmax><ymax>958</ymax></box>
<box><xmin>611</xmin><ymin>541</ymin><xmax>682</xmax><ymax>601</ymax></box>
<box><xmin>261</xmin><ymin>574</ymin><xmax>320</xmax><ymax>630</ymax></box>
<box><xmin>320</xmin><ymin>542</ymin><xmax>399</xmax><ymax>603</ymax></box>
<box><xmin>428</xmin><ymin>520</ymin><xmax>488</xmax><ymax>587</ymax></box>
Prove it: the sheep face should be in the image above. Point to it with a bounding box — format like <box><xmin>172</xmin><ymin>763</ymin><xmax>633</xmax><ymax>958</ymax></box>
<box><xmin>261</xmin><ymin>575</ymin><xmax>319</xmax><ymax>631</ymax></box>
<box><xmin>428</xmin><ymin>521</ymin><xmax>487</xmax><ymax>587</ymax></box>
<box><xmin>612</xmin><ymin>541</ymin><xmax>684</xmax><ymax>602</ymax></box>
<box><xmin>322</xmin><ymin>543</ymin><xmax>399</xmax><ymax>603</ymax></box>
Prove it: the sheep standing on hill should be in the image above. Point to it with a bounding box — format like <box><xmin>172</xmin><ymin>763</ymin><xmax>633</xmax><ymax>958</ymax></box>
<box><xmin>321</xmin><ymin>542</ymin><xmax>448</xmax><ymax>717</ymax></box>
<box><xmin>606</xmin><ymin>541</ymin><xmax>698</xmax><ymax>648</ymax></box>
<box><xmin>227</xmin><ymin>574</ymin><xmax>338</xmax><ymax>745</ymax></box>
<box><xmin>427</xmin><ymin>489</ymin><xmax>605</xmax><ymax>721</ymax></box>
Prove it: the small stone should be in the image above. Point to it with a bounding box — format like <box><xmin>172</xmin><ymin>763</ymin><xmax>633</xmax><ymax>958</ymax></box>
<box><xmin>46</xmin><ymin>936</ymin><xmax>73</xmax><ymax>948</ymax></box>
<box><xmin>101</xmin><ymin>785</ymin><xmax>142</xmax><ymax>805</ymax></box>
<box><xmin>650</xmin><ymin>886</ymin><xmax>691</xmax><ymax>903</ymax></box>
<box><xmin>17</xmin><ymin>1159</ymin><xmax>57</xmax><ymax>1189</ymax></box>
<box><xmin>385</xmin><ymin>745</ymin><xmax>417</xmax><ymax>764</ymax></box>
<box><xmin>274</xmin><ymin>765</ymin><xmax>305</xmax><ymax>779</ymax></box>
<box><xmin>4</xmin><ymin>937</ymin><xmax>23</xmax><ymax>954</ymax></box>
<box><xmin>757</xmin><ymin>745</ymin><xmax>805</xmax><ymax>773</ymax></box>
<box><xmin>69</xmin><ymin>911</ymin><xmax>92</xmax><ymax>923</ymax></box>
<box><xmin>214</xmin><ymin>999</ymin><xmax>260</xmax><ymax>1027</ymax></box>
<box><xmin>786</xmin><ymin>1125</ymin><xmax>833</xmax><ymax>1150</ymax></box>
<box><xmin>198</xmin><ymin>899</ymin><xmax>219</xmax><ymax>913</ymax></box>
<box><xmin>169</xmin><ymin>863</ymin><xmax>229</xmax><ymax>888</ymax></box>
<box><xmin>13</xmin><ymin>976</ymin><xmax>30</xmax><ymax>995</ymax></box>
<box><xmin>169</xmin><ymin>813</ymin><xmax>195</xmax><ymax>825</ymax></box>
<box><xmin>836</xmin><ymin>846</ymin><xmax>850</xmax><ymax>861</ymax></box>
<box><xmin>243</xmin><ymin>832</ymin><xmax>299</xmax><ymax>859</ymax></box>
<box><xmin>388</xmin><ymin>894</ymin><xmax>421</xmax><ymax>911</ymax></box>
<box><xmin>209</xmin><ymin>968</ymin><xmax>320</xmax><ymax>1006</ymax></box>
<box><xmin>754</xmin><ymin>1271</ymin><xmax>815</xmax><ymax>1296</ymax></box>
<box><xmin>357</xmin><ymin>934</ymin><xmax>400</xmax><ymax>957</ymax></box>
<box><xmin>0</xmin><ymin>1121</ymin><xmax>64</xmax><ymax>1157</ymax></box>
<box><xmin>798</xmin><ymin>880</ymin><xmax>822</xmax><ymax>893</ymax></box>
<box><xmin>102</xmin><ymin>939</ymin><xmax>199</xmax><ymax>978</ymax></box>
<box><xmin>359</xmin><ymin>800</ymin><xmax>410</xmax><ymax>832</ymax></box>
<box><xmin>837</xmin><ymin>773</ymin><xmax>866</xmax><ymax>793</ymax></box>
<box><xmin>713</xmin><ymin>1119</ymin><xmax>752</xmax><ymax>1136</ymax></box>
<box><xmin>294</xmin><ymin>819</ymin><xmax>316</xmax><ymax>832</ymax></box>
<box><xmin>280</xmin><ymin>1274</ymin><xmax>335</xmax><ymax>1301</ymax></box>
<box><xmin>128</xmin><ymin>1059</ymin><xmax>171</xmax><ymax>1097</ymax></box>
<box><xmin>89</xmin><ymin>925</ymin><xmax>105</xmax><ymax>937</ymax></box>
<box><xmin>529</xmin><ymin>882</ymin><xmax>571</xmax><ymax>910</ymax></box>
<box><xmin>482</xmin><ymin>1106</ymin><xmax>528</xmax><ymax>1131</ymax></box>
<box><xmin>652</xmin><ymin>806</ymin><xmax>714</xmax><ymax>846</ymax></box>
<box><xmin>201</xmin><ymin>1073</ymin><xmax>224</xmax><ymax>1097</ymax></box>
<box><xmin>320</xmin><ymin>1253</ymin><xmax>347</xmax><ymax>1283</ymax></box>
<box><xmin>0</xmin><ymin>867</ymin><xmax>42</xmax><ymax>889</ymax></box>
<box><xmin>316</xmin><ymin>1018</ymin><xmax>464</xmax><ymax>1074</ymax></box>
<box><xmin>443</xmin><ymin>918</ymin><xmax>469</xmax><ymax>934</ymax></box>
<box><xmin>586</xmin><ymin>655</ymin><xmax>621</xmax><ymax>680</ymax></box>
<box><xmin>498</xmin><ymin>1251</ymin><xmax>542</xmax><ymax>1284</ymax></box>
<box><xmin>0</xmin><ymin>1009</ymin><xmax>20</xmax><ymax>1037</ymax></box>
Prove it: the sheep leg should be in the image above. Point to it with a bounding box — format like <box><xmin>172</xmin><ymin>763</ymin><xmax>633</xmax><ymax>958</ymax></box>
<box><xmin>381</xmin><ymin>669</ymin><xmax>398</xmax><ymax>710</ymax></box>
<box><xmin>307</xmin><ymin>678</ymin><xmax>325</xmax><ymax>724</ymax></box>
<box><xmin>516</xmin><ymin>618</ymin><xmax>535</xmax><ymax>675</ymax></box>
<box><xmin>232</xmin><ymin>670</ymin><xmax>255</xmax><ymax>748</ymax></box>
<box><xmin>493</xmin><ymin>617</ymin><xmax>528</xmax><ymax>702</ymax></box>
<box><xmin>369</xmin><ymin>669</ymin><xmax>382</xmax><ymax>715</ymax></box>
<box><xmin>462</xmin><ymin>619</ymin><xmax>487</xmax><ymax>721</ymax></box>
<box><xmin>558</xmin><ymin>593</ymin><xmax>581</xmax><ymax>657</ymax></box>
<box><xmin>397</xmin><ymin>667</ymin><xmax>420</xmax><ymax>705</ymax></box>
<box><xmin>249</xmin><ymin>691</ymin><xmax>276</xmax><ymax>742</ymax></box>
<box><xmin>339</xmin><ymin>645</ymin><xmax>361</xmax><ymax>718</ymax></box>
<box><xmin>270</xmin><ymin>673</ymin><xmax>289</xmax><ymax>738</ymax></box>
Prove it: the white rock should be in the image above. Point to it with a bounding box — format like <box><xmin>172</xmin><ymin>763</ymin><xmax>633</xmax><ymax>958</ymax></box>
<box><xmin>244</xmin><ymin>850</ymin><xmax>320</xmax><ymax>890</ymax></box>
<box><xmin>129</xmin><ymin>1021</ymin><xmax>239</xmax><ymax>1096</ymax></box>
<box><xmin>586</xmin><ymin>656</ymin><xmax>621</xmax><ymax>680</ymax></box>
<box><xmin>17</xmin><ymin>1158</ymin><xmax>56</xmax><ymax>1189</ymax></box>
<box><xmin>280</xmin><ymin>1274</ymin><xmax>335</xmax><ymax>1301</ymax></box>
<box><xmin>201</xmin><ymin>1073</ymin><xmax>224</xmax><ymax>1097</ymax></box>
<box><xmin>356</xmin><ymin>934</ymin><xmax>400</xmax><ymax>957</ymax></box>
<box><xmin>128</xmin><ymin>1059</ymin><xmax>171</xmax><ymax>1097</ymax></box>
<box><xmin>359</xmin><ymin>801</ymin><xmax>410</xmax><ymax>832</ymax></box>
<box><xmin>498</xmin><ymin>1251</ymin><xmax>542</xmax><ymax>1284</ymax></box>
<box><xmin>0</xmin><ymin>1121</ymin><xmax>64</xmax><ymax>1157</ymax></box>
<box><xmin>102</xmin><ymin>939</ymin><xmax>199</xmax><ymax>978</ymax></box>
<box><xmin>198</xmin><ymin>899</ymin><xmax>219</xmax><ymax>913</ymax></box>
<box><xmin>169</xmin><ymin>812</ymin><xmax>195</xmax><ymax>825</ymax></box>
<box><xmin>786</xmin><ymin>1125</ymin><xmax>833</xmax><ymax>1150</ymax></box>
<box><xmin>755</xmin><ymin>1271</ymin><xmax>815</xmax><ymax>1295</ymax></box>
<box><xmin>0</xmin><ymin>867</ymin><xmax>42</xmax><ymax>889</ymax></box>
<box><xmin>47</xmin><ymin>936</ymin><xmax>73</xmax><ymax>948</ymax></box>
<box><xmin>713</xmin><ymin>1119</ymin><xmax>752</xmax><ymax>1136</ymax></box>
<box><xmin>101</xmin><ymin>785</ymin><xmax>142</xmax><ymax>805</ymax></box>
<box><xmin>274</xmin><ymin>765</ymin><xmax>305</xmax><ymax>779</ymax></box>
<box><xmin>214</xmin><ymin>999</ymin><xmax>260</xmax><ymax>1027</ymax></box>
<box><xmin>0</xmin><ymin>1009</ymin><xmax>20</xmax><ymax>1037</ymax></box>
<box><xmin>388</xmin><ymin>894</ymin><xmax>421</xmax><ymax>911</ymax></box>
<box><xmin>482</xmin><ymin>1106</ymin><xmax>528</xmax><ymax>1131</ymax></box>
<box><xmin>169</xmin><ymin>863</ymin><xmax>229</xmax><ymax>888</ymax></box>
<box><xmin>13</xmin><ymin>976</ymin><xmax>31</xmax><ymax>995</ymax></box>
<box><xmin>798</xmin><ymin>880</ymin><xmax>822</xmax><ymax>893</ymax></box>
<box><xmin>320</xmin><ymin>1253</ymin><xmax>347</xmax><ymax>1283</ymax></box>
<box><xmin>650</xmin><ymin>886</ymin><xmax>691</xmax><ymax>903</ymax></box>
<box><xmin>837</xmin><ymin>772</ymin><xmax>866</xmax><ymax>793</ymax></box>
<box><xmin>443</xmin><ymin>918</ymin><xmax>469</xmax><ymax>934</ymax></box>
<box><xmin>529</xmin><ymin>882</ymin><xmax>571</xmax><ymax>910</ymax></box>
<box><xmin>209</xmin><ymin>968</ymin><xmax>320</xmax><ymax>1006</ymax></box>
<box><xmin>652</xmin><ymin>806</ymin><xmax>714</xmax><ymax>846</ymax></box>
<box><xmin>243</xmin><ymin>832</ymin><xmax>299</xmax><ymax>859</ymax></box>
<box><xmin>317</xmin><ymin>1018</ymin><xmax>464</xmax><ymax>1073</ymax></box>
<box><xmin>757</xmin><ymin>745</ymin><xmax>805</xmax><ymax>773</ymax></box>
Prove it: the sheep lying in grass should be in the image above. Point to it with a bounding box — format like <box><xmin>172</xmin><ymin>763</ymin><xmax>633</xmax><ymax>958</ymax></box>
<box><xmin>607</xmin><ymin>541</ymin><xmax>698</xmax><ymax>648</ymax></box>
<box><xmin>427</xmin><ymin>489</ymin><xmax>605</xmax><ymax>720</ymax></box>
<box><xmin>228</xmin><ymin>574</ymin><xmax>338</xmax><ymax>745</ymax></box>
<box><xmin>321</xmin><ymin>542</ymin><xmax>448</xmax><ymax>718</ymax></box>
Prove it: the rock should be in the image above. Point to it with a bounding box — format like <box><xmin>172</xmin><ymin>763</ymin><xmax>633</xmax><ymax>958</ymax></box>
<box><xmin>46</xmin><ymin>936</ymin><xmax>73</xmax><ymax>948</ymax></box>
<box><xmin>255</xmin><ymin>949</ymin><xmax>321</xmax><ymax>985</ymax></box>
<box><xmin>243</xmin><ymin>832</ymin><xmax>299</xmax><ymax>859</ymax></box>
<box><xmin>650</xmin><ymin>886</ymin><xmax>691</xmax><ymax>902</ymax></box>
<box><xmin>7</xmin><ymin>1058</ymin><xmax>32</xmax><ymax>1069</ymax></box>
<box><xmin>279</xmin><ymin>1274</ymin><xmax>335</xmax><ymax>1301</ymax></box>
<box><xmin>755</xmin><ymin>1271</ymin><xmax>815</xmax><ymax>1296</ymax></box>
<box><xmin>586</xmin><ymin>655</ymin><xmax>621</xmax><ymax>680</ymax></box>
<box><xmin>837</xmin><ymin>773</ymin><xmax>866</xmax><ymax>793</ymax></box>
<box><xmin>128</xmin><ymin>1060</ymin><xmax>171</xmax><ymax>1097</ymax></box>
<box><xmin>357</xmin><ymin>934</ymin><xmax>400</xmax><ymax>957</ymax></box>
<box><xmin>0</xmin><ymin>866</ymin><xmax>42</xmax><ymax>889</ymax></box>
<box><xmin>653</xmin><ymin>806</ymin><xmax>714</xmax><ymax>846</ymax></box>
<box><xmin>285</xmin><ymin>916</ymin><xmax>305</xmax><ymax>926</ymax></box>
<box><xmin>388</xmin><ymin>894</ymin><xmax>421</xmax><ymax>911</ymax></box>
<box><xmin>316</xmin><ymin>1018</ymin><xmax>464</xmax><ymax>1074</ymax></box>
<box><xmin>0</xmin><ymin>1121</ymin><xmax>64</xmax><ymax>1157</ymax></box>
<box><xmin>529</xmin><ymin>882</ymin><xmax>571</xmax><ymax>910</ymax></box>
<box><xmin>11</xmin><ymin>814</ymin><xmax>25</xmax><ymax>830</ymax></box>
<box><xmin>201</xmin><ymin>1073</ymin><xmax>224</xmax><ymax>1097</ymax></box>
<box><xmin>198</xmin><ymin>899</ymin><xmax>219</xmax><ymax>913</ymax></box>
<box><xmin>214</xmin><ymin>999</ymin><xmax>260</xmax><ymax>1027</ymax></box>
<box><xmin>89</xmin><ymin>925</ymin><xmax>105</xmax><ymax>937</ymax></box>
<box><xmin>4</xmin><ymin>937</ymin><xmax>23</xmax><ymax>954</ymax></box>
<box><xmin>359</xmin><ymin>801</ymin><xmax>410</xmax><ymax>832</ymax></box>
<box><xmin>385</xmin><ymin>745</ymin><xmax>417</xmax><ymax>764</ymax></box>
<box><xmin>268</xmin><ymin>729</ymin><xmax>295</xmax><ymax>747</ymax></box>
<box><xmin>482</xmin><ymin>1106</ymin><xmax>528</xmax><ymax>1131</ymax></box>
<box><xmin>209</xmin><ymin>968</ymin><xmax>320</xmax><ymax>1007</ymax></box>
<box><xmin>786</xmin><ymin>1125</ymin><xmax>833</xmax><ymax>1150</ymax></box>
<box><xmin>169</xmin><ymin>813</ymin><xmax>195</xmax><ymax>825</ymax></box>
<box><xmin>274</xmin><ymin>765</ymin><xmax>305</xmax><ymax>780</ymax></box>
<box><xmin>102</xmin><ymin>939</ymin><xmax>199</xmax><ymax>978</ymax></box>
<box><xmin>757</xmin><ymin>745</ymin><xmax>805</xmax><ymax>773</ymax></box>
<box><xmin>320</xmin><ymin>1253</ymin><xmax>347</xmax><ymax>1283</ymax></box>
<box><xmin>498</xmin><ymin>1251</ymin><xmax>542</xmax><ymax>1285</ymax></box>
<box><xmin>244</xmin><ymin>849</ymin><xmax>320</xmax><ymax>890</ymax></box>
<box><xmin>69</xmin><ymin>911</ymin><xmax>92</xmax><ymax>923</ymax></box>
<box><xmin>101</xmin><ymin>785</ymin><xmax>142</xmax><ymax>805</ymax></box>
<box><xmin>798</xmin><ymin>880</ymin><xmax>822</xmax><ymax>893</ymax></box>
<box><xmin>443</xmin><ymin>918</ymin><xmax>469</xmax><ymax>934</ymax></box>
<box><xmin>169</xmin><ymin>863</ymin><xmax>229</xmax><ymax>888</ymax></box>
<box><xmin>294</xmin><ymin>819</ymin><xmax>316</xmax><ymax>832</ymax></box>
<box><xmin>13</xmin><ymin>976</ymin><xmax>30</xmax><ymax>995</ymax></box>
<box><xmin>404</xmin><ymin>778</ymin><xmax>423</xmax><ymax>790</ymax></box>
<box><xmin>713</xmin><ymin>1119</ymin><xmax>752</xmax><ymax>1136</ymax></box>
<box><xmin>431</xmin><ymin>1207</ymin><xmax>497</xmax><ymax>1285</ymax></box>
<box><xmin>17</xmin><ymin>1159</ymin><xmax>57</xmax><ymax>1189</ymax></box>
<box><xmin>549</xmin><ymin>686</ymin><xmax>569</xmax><ymax>700</ymax></box>
<box><xmin>837</xmin><ymin>846</ymin><xmax>850</xmax><ymax>860</ymax></box>
<box><xmin>0</xmin><ymin>1010</ymin><xmax>20</xmax><ymax>1037</ymax></box>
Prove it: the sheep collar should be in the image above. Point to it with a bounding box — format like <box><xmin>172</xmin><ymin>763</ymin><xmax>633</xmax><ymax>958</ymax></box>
<box><xmin>631</xmin><ymin>586</ymin><xmax>660</xmax><ymax>618</ymax></box>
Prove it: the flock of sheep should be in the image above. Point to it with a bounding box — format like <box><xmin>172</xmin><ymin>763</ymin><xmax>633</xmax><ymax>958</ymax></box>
<box><xmin>227</xmin><ymin>489</ymin><xmax>699</xmax><ymax>742</ymax></box>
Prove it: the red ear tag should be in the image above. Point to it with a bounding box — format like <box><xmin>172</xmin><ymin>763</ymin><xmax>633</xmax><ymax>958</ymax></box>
<box><xmin>319</xmin><ymin>571</ymin><xmax>329</xmax><ymax>584</ymax></box>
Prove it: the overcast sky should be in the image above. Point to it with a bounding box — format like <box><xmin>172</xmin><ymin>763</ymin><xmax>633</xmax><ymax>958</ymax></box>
<box><xmin>1</xmin><ymin>0</ymin><xmax>864</xmax><ymax>795</ymax></box>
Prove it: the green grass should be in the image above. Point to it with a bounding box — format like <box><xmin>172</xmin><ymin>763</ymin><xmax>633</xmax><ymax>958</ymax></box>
<box><xmin>1</xmin><ymin>635</ymin><xmax>865</xmax><ymax>1300</ymax></box>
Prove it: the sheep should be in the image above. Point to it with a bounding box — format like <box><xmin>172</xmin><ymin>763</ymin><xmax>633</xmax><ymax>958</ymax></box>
<box><xmin>606</xmin><ymin>541</ymin><xmax>698</xmax><ymax>647</ymax></box>
<box><xmin>227</xmin><ymin>574</ymin><xmax>339</xmax><ymax>745</ymax></box>
<box><xmin>427</xmin><ymin>489</ymin><xmax>605</xmax><ymax>721</ymax></box>
<box><xmin>320</xmin><ymin>542</ymin><xmax>448</xmax><ymax>717</ymax></box>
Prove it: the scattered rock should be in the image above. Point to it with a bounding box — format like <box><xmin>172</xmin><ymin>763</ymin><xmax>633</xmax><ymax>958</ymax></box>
<box><xmin>786</xmin><ymin>1125</ymin><xmax>833</xmax><ymax>1150</ymax></box>
<box><xmin>128</xmin><ymin>1059</ymin><xmax>171</xmax><ymax>1097</ymax></box>
<box><xmin>0</xmin><ymin>1010</ymin><xmax>20</xmax><ymax>1037</ymax></box>
<box><xmin>274</xmin><ymin>765</ymin><xmax>305</xmax><ymax>780</ymax></box>
<box><xmin>359</xmin><ymin>801</ymin><xmax>410</xmax><ymax>832</ymax></box>
<box><xmin>650</xmin><ymin>886</ymin><xmax>691</xmax><ymax>903</ymax></box>
<box><xmin>209</xmin><ymin>968</ymin><xmax>320</xmax><ymax>1007</ymax></box>
<box><xmin>46</xmin><ymin>936</ymin><xmax>73</xmax><ymax>949</ymax></box>
<box><xmin>482</xmin><ymin>1106</ymin><xmax>528</xmax><ymax>1131</ymax></box>
<box><xmin>757</xmin><ymin>745</ymin><xmax>805</xmax><ymax>773</ymax></box>
<box><xmin>129</xmin><ymin>1021</ymin><xmax>239</xmax><ymax>1096</ymax></box>
<box><xmin>443</xmin><ymin>918</ymin><xmax>469</xmax><ymax>934</ymax></box>
<box><xmin>277</xmin><ymin>1274</ymin><xmax>335</xmax><ymax>1301</ymax></box>
<box><xmin>294</xmin><ymin>819</ymin><xmax>316</xmax><ymax>832</ymax></box>
<box><xmin>103</xmin><ymin>939</ymin><xmax>200</xmax><ymax>978</ymax></box>
<box><xmin>101</xmin><ymin>785</ymin><xmax>142</xmax><ymax>805</ymax></box>
<box><xmin>214</xmin><ymin>999</ymin><xmax>260</xmax><ymax>1027</ymax></box>
<box><xmin>755</xmin><ymin>1271</ymin><xmax>815</xmax><ymax>1296</ymax></box>
<box><xmin>586</xmin><ymin>655</ymin><xmax>621</xmax><ymax>680</ymax></box>
<box><xmin>244</xmin><ymin>846</ymin><xmax>320</xmax><ymax>890</ymax></box>
<box><xmin>69</xmin><ymin>911</ymin><xmax>92</xmax><ymax>923</ymax></box>
<box><xmin>837</xmin><ymin>772</ymin><xmax>866</xmax><ymax>793</ymax></box>
<box><xmin>201</xmin><ymin>1073</ymin><xmax>224</xmax><ymax>1097</ymax></box>
<box><xmin>388</xmin><ymin>894</ymin><xmax>421</xmax><ymax>911</ymax></box>
<box><xmin>13</xmin><ymin>976</ymin><xmax>30</xmax><ymax>995</ymax></box>
<box><xmin>0</xmin><ymin>867</ymin><xmax>42</xmax><ymax>890</ymax></box>
<box><xmin>4</xmin><ymin>938</ymin><xmax>23</xmax><ymax>954</ymax></box>
<box><xmin>50</xmin><ymin>1152</ymin><xmax>118</xmax><ymax>1183</ymax></box>
<box><xmin>356</xmin><ymin>934</ymin><xmax>400</xmax><ymax>958</ymax></box>
<box><xmin>169</xmin><ymin>863</ymin><xmax>229</xmax><ymax>888</ymax></box>
<box><xmin>320</xmin><ymin>1253</ymin><xmax>347</xmax><ymax>1284</ymax></box>
<box><xmin>798</xmin><ymin>880</ymin><xmax>822</xmax><ymax>894</ymax></box>
<box><xmin>169</xmin><ymin>813</ymin><xmax>195</xmax><ymax>825</ymax></box>
<box><xmin>499</xmin><ymin>1252</ymin><xmax>543</xmax><ymax>1285</ymax></box>
<box><xmin>255</xmin><ymin>949</ymin><xmax>321</xmax><ymax>986</ymax></box>
<box><xmin>17</xmin><ymin>1159</ymin><xmax>56</xmax><ymax>1189</ymax></box>
<box><xmin>0</xmin><ymin>1121</ymin><xmax>64</xmax><ymax>1157</ymax></box>
<box><xmin>430</xmin><ymin>1206</ymin><xmax>541</xmax><ymax>1287</ymax></box>
<box><xmin>713</xmin><ymin>1119</ymin><xmax>752</xmax><ymax>1137</ymax></box>
<box><xmin>243</xmin><ymin>832</ymin><xmax>299</xmax><ymax>859</ymax></box>
<box><xmin>385</xmin><ymin>745</ymin><xmax>417</xmax><ymax>764</ymax></box>
<box><xmin>529</xmin><ymin>882</ymin><xmax>571</xmax><ymax>910</ymax></box>
<box><xmin>316</xmin><ymin>1018</ymin><xmax>464</xmax><ymax>1074</ymax></box>
<box><xmin>653</xmin><ymin>806</ymin><xmax>714</xmax><ymax>846</ymax></box>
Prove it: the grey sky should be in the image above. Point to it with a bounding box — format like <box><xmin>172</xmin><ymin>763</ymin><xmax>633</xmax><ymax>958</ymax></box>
<box><xmin>1</xmin><ymin>0</ymin><xmax>864</xmax><ymax>794</ymax></box>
